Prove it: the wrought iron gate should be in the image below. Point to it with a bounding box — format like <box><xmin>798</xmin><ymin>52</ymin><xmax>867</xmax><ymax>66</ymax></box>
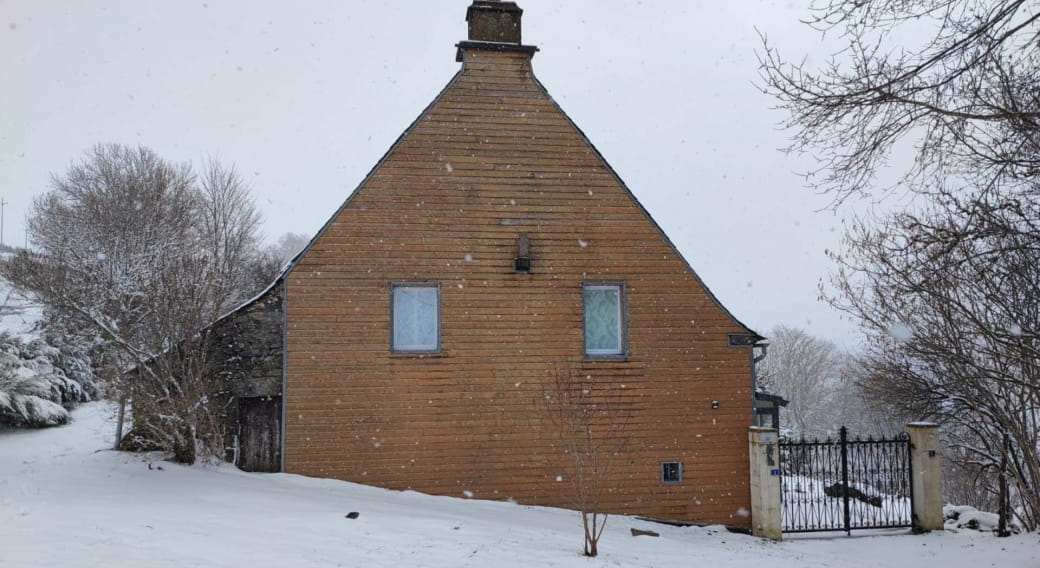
<box><xmin>780</xmin><ymin>427</ymin><xmax>914</xmax><ymax>533</ymax></box>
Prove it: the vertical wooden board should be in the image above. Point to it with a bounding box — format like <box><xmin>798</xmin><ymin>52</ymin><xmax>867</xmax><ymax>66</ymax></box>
<box><xmin>237</xmin><ymin>396</ymin><xmax>282</xmax><ymax>473</ymax></box>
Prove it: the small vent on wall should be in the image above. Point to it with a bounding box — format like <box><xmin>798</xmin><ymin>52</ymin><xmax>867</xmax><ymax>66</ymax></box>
<box><xmin>661</xmin><ymin>461</ymin><xmax>684</xmax><ymax>484</ymax></box>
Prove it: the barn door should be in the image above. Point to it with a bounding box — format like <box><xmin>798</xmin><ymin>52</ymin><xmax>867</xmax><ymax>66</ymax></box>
<box><xmin>237</xmin><ymin>395</ymin><xmax>282</xmax><ymax>473</ymax></box>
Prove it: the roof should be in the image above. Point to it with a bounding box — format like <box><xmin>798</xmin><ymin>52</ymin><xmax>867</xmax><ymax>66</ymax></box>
<box><xmin>754</xmin><ymin>392</ymin><xmax>790</xmax><ymax>407</ymax></box>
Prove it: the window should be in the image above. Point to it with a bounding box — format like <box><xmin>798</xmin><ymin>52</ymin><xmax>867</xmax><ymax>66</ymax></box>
<box><xmin>391</xmin><ymin>283</ymin><xmax>440</xmax><ymax>353</ymax></box>
<box><xmin>583</xmin><ymin>283</ymin><xmax>625</xmax><ymax>357</ymax></box>
<box><xmin>661</xmin><ymin>461</ymin><xmax>683</xmax><ymax>484</ymax></box>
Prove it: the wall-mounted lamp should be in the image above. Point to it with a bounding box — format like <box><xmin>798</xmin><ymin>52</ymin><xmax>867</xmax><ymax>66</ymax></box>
<box><xmin>514</xmin><ymin>232</ymin><xmax>531</xmax><ymax>273</ymax></box>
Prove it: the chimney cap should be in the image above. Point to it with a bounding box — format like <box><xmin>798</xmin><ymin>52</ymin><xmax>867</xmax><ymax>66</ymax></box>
<box><xmin>458</xmin><ymin>0</ymin><xmax>537</xmax><ymax>61</ymax></box>
<box><xmin>466</xmin><ymin>1</ymin><xmax>523</xmax><ymax>21</ymax></box>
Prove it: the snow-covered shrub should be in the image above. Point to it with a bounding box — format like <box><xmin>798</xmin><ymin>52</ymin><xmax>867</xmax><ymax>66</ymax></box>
<box><xmin>0</xmin><ymin>332</ymin><xmax>93</xmax><ymax>428</ymax></box>
<box><xmin>944</xmin><ymin>505</ymin><xmax>1021</xmax><ymax>534</ymax></box>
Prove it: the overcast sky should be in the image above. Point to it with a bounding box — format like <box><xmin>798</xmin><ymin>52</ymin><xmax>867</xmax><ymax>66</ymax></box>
<box><xmin>0</xmin><ymin>1</ymin><xmax>864</xmax><ymax>346</ymax></box>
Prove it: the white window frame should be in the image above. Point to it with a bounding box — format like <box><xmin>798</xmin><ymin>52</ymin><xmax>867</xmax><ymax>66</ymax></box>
<box><xmin>582</xmin><ymin>282</ymin><xmax>627</xmax><ymax>358</ymax></box>
<box><xmin>390</xmin><ymin>282</ymin><xmax>441</xmax><ymax>354</ymax></box>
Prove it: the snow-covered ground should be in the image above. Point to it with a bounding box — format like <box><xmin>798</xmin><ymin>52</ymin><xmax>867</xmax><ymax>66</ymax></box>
<box><xmin>1</xmin><ymin>403</ymin><xmax>1037</xmax><ymax>568</ymax></box>
<box><xmin>783</xmin><ymin>473</ymin><xmax>911</xmax><ymax>531</ymax></box>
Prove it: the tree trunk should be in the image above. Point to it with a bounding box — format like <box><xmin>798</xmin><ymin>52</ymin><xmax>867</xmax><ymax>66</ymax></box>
<box><xmin>172</xmin><ymin>424</ymin><xmax>196</xmax><ymax>465</ymax></box>
<box><xmin>998</xmin><ymin>434</ymin><xmax>1010</xmax><ymax>537</ymax></box>
<box><xmin>113</xmin><ymin>396</ymin><xmax>127</xmax><ymax>450</ymax></box>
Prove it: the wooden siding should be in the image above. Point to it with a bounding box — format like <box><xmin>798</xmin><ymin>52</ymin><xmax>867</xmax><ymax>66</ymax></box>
<box><xmin>285</xmin><ymin>48</ymin><xmax>754</xmax><ymax>527</ymax></box>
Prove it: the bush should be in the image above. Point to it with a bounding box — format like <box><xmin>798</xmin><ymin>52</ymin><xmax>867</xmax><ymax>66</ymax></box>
<box><xmin>0</xmin><ymin>332</ymin><xmax>93</xmax><ymax>428</ymax></box>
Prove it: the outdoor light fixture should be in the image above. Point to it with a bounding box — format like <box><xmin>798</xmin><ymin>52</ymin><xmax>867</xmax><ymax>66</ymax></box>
<box><xmin>514</xmin><ymin>232</ymin><xmax>531</xmax><ymax>272</ymax></box>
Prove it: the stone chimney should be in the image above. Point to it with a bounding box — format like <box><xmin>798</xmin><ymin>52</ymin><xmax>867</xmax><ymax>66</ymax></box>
<box><xmin>467</xmin><ymin>0</ymin><xmax>523</xmax><ymax>44</ymax></box>
<box><xmin>456</xmin><ymin>1</ymin><xmax>538</xmax><ymax>62</ymax></box>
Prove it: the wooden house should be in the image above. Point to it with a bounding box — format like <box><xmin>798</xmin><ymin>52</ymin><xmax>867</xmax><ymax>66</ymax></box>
<box><xmin>218</xmin><ymin>0</ymin><xmax>764</xmax><ymax>528</ymax></box>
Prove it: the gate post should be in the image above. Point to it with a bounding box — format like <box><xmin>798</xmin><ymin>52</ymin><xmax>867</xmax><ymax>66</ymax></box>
<box><xmin>748</xmin><ymin>427</ymin><xmax>782</xmax><ymax>540</ymax></box>
<box><xmin>907</xmin><ymin>423</ymin><xmax>944</xmax><ymax>532</ymax></box>
<box><xmin>839</xmin><ymin>426</ymin><xmax>851</xmax><ymax>535</ymax></box>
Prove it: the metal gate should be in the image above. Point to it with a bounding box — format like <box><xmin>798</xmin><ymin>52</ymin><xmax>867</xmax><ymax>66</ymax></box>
<box><xmin>780</xmin><ymin>427</ymin><xmax>914</xmax><ymax>533</ymax></box>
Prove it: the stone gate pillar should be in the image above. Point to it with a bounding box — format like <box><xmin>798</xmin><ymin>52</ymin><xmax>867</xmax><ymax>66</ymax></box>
<box><xmin>907</xmin><ymin>422</ymin><xmax>944</xmax><ymax>532</ymax></box>
<box><xmin>748</xmin><ymin>426</ymin><xmax>782</xmax><ymax>540</ymax></box>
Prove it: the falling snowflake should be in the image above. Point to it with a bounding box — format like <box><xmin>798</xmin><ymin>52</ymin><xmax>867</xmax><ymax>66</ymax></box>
<box><xmin>886</xmin><ymin>322</ymin><xmax>914</xmax><ymax>343</ymax></box>
<box><xmin>578</xmin><ymin>239</ymin><xmax>588</xmax><ymax>248</ymax></box>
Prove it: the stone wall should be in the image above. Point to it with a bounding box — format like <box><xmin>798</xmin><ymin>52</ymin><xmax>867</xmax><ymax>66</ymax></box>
<box><xmin>211</xmin><ymin>280</ymin><xmax>284</xmax><ymax>398</ymax></box>
<box><xmin>210</xmin><ymin>279</ymin><xmax>284</xmax><ymax>465</ymax></box>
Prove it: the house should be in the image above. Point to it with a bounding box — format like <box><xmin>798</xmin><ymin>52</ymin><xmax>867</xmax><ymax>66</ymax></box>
<box><xmin>216</xmin><ymin>0</ymin><xmax>764</xmax><ymax>528</ymax></box>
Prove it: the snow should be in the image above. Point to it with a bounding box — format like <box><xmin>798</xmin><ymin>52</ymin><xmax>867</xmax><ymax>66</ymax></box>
<box><xmin>885</xmin><ymin>322</ymin><xmax>914</xmax><ymax>343</ymax></box>
<box><xmin>0</xmin><ymin>272</ymin><xmax>43</xmax><ymax>342</ymax></box>
<box><xmin>944</xmin><ymin>505</ymin><xmax>1021</xmax><ymax>533</ymax></box>
<box><xmin>1</xmin><ymin>271</ymin><xmax>93</xmax><ymax>427</ymax></box>
<box><xmin>1</xmin><ymin>403</ymin><xmax>1037</xmax><ymax>568</ymax></box>
<box><xmin>782</xmin><ymin>474</ymin><xmax>911</xmax><ymax>530</ymax></box>
<box><xmin>0</xmin><ymin>389</ymin><xmax>68</xmax><ymax>427</ymax></box>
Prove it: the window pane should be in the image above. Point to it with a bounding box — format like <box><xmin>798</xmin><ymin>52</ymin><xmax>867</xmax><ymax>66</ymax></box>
<box><xmin>393</xmin><ymin>286</ymin><xmax>438</xmax><ymax>351</ymax></box>
<box><xmin>584</xmin><ymin>285</ymin><xmax>621</xmax><ymax>354</ymax></box>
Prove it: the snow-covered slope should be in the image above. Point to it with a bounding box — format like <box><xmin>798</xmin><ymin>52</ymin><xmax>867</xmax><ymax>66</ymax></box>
<box><xmin>1</xmin><ymin>403</ymin><xmax>1037</xmax><ymax>568</ymax></box>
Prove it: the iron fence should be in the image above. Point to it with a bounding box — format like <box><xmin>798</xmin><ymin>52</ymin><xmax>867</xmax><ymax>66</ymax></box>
<box><xmin>780</xmin><ymin>427</ymin><xmax>914</xmax><ymax>534</ymax></box>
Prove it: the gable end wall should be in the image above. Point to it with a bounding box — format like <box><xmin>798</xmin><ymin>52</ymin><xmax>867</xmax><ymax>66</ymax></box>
<box><xmin>284</xmin><ymin>49</ymin><xmax>754</xmax><ymax>527</ymax></box>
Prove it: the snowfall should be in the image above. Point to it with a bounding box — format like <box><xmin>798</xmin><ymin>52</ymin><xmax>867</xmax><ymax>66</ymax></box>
<box><xmin>0</xmin><ymin>405</ymin><xmax>1035</xmax><ymax>567</ymax></box>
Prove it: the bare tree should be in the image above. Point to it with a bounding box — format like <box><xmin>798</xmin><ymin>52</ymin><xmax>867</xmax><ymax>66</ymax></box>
<box><xmin>836</xmin><ymin>357</ymin><xmax>909</xmax><ymax>437</ymax></box>
<box><xmin>266</xmin><ymin>232</ymin><xmax>310</xmax><ymax>266</ymax></box>
<box><xmin>759</xmin><ymin>0</ymin><xmax>1040</xmax><ymax>206</ymax></box>
<box><xmin>761</xmin><ymin>1</ymin><xmax>1040</xmax><ymax>527</ymax></box>
<box><xmin>827</xmin><ymin>194</ymin><xmax>1040</xmax><ymax>530</ymax></box>
<box><xmin>1</xmin><ymin>144</ymin><xmax>264</xmax><ymax>463</ymax></box>
<box><xmin>198</xmin><ymin>158</ymin><xmax>263</xmax><ymax>304</ymax></box>
<box><xmin>542</xmin><ymin>364</ymin><xmax>631</xmax><ymax>557</ymax></box>
<box><xmin>247</xmin><ymin>231</ymin><xmax>311</xmax><ymax>291</ymax></box>
<box><xmin>758</xmin><ymin>325</ymin><xmax>850</xmax><ymax>438</ymax></box>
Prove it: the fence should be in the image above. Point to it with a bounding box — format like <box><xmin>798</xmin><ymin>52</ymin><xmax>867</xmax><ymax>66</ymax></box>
<box><xmin>780</xmin><ymin>427</ymin><xmax>914</xmax><ymax>534</ymax></box>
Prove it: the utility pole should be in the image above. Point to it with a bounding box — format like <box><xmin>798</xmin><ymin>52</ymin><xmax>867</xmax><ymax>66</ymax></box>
<box><xmin>0</xmin><ymin>197</ymin><xmax>7</xmax><ymax>248</ymax></box>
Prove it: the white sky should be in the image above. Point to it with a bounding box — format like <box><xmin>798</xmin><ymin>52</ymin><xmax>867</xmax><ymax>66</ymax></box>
<box><xmin>0</xmin><ymin>0</ymin><xmax>863</xmax><ymax>346</ymax></box>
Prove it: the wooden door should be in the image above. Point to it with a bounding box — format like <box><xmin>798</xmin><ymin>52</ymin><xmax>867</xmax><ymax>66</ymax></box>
<box><xmin>237</xmin><ymin>396</ymin><xmax>282</xmax><ymax>472</ymax></box>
